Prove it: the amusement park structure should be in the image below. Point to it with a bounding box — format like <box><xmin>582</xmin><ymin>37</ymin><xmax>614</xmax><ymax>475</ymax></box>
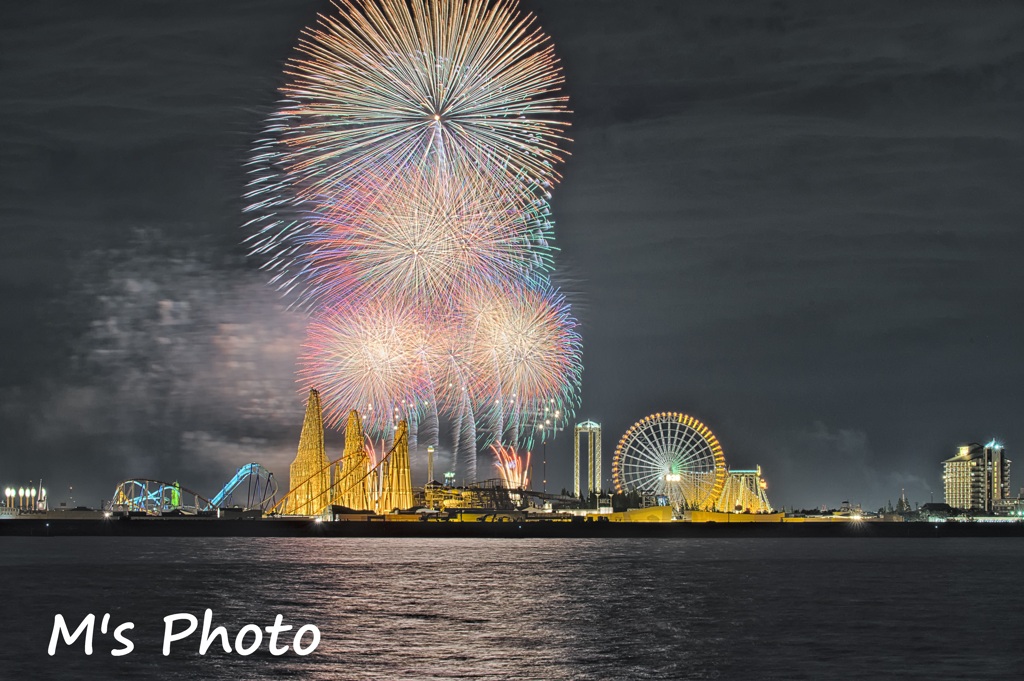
<box><xmin>108</xmin><ymin>390</ymin><xmax>423</xmax><ymax>518</ymax></box>
<box><xmin>573</xmin><ymin>421</ymin><xmax>601</xmax><ymax>497</ymax></box>
<box><xmin>612</xmin><ymin>411</ymin><xmax>772</xmax><ymax>515</ymax></box>
<box><xmin>111</xmin><ymin>463</ymin><xmax>278</xmax><ymax>514</ymax></box>
<box><xmin>286</xmin><ymin>388</ymin><xmax>331</xmax><ymax>515</ymax></box>
<box><xmin>332</xmin><ymin>409</ymin><xmax>376</xmax><ymax>512</ymax></box>
<box><xmin>714</xmin><ymin>467</ymin><xmax>773</xmax><ymax>514</ymax></box>
<box><xmin>267</xmin><ymin>389</ymin><xmax>415</xmax><ymax>516</ymax></box>
<box><xmin>109</xmin><ymin>398</ymin><xmax>773</xmax><ymax>522</ymax></box>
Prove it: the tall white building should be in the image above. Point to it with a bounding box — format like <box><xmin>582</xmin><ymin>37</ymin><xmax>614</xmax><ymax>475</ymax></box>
<box><xmin>943</xmin><ymin>441</ymin><xmax>1011</xmax><ymax>513</ymax></box>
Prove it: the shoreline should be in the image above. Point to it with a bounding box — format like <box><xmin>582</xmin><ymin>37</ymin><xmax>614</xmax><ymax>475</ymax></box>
<box><xmin>3</xmin><ymin>518</ymin><xmax>1024</xmax><ymax>538</ymax></box>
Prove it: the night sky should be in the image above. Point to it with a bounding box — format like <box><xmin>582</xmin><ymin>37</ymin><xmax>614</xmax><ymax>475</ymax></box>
<box><xmin>2</xmin><ymin>0</ymin><xmax>1023</xmax><ymax>511</ymax></box>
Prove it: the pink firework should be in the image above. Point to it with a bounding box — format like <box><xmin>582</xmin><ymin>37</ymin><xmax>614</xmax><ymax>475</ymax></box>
<box><xmin>303</xmin><ymin>165</ymin><xmax>554</xmax><ymax>311</ymax></box>
<box><xmin>298</xmin><ymin>300</ymin><xmax>431</xmax><ymax>436</ymax></box>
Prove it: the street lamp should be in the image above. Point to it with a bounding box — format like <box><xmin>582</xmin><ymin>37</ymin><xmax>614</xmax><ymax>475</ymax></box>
<box><xmin>536</xmin><ymin>406</ymin><xmax>566</xmax><ymax>494</ymax></box>
<box><xmin>536</xmin><ymin>423</ymin><xmax>546</xmax><ymax>492</ymax></box>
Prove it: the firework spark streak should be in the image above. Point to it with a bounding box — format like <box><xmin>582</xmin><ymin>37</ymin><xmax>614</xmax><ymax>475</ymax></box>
<box><xmin>491</xmin><ymin>443</ymin><xmax>530</xmax><ymax>490</ymax></box>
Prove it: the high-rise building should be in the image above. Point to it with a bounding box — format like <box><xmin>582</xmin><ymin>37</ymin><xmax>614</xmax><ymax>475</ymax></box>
<box><xmin>942</xmin><ymin>441</ymin><xmax>1011</xmax><ymax>513</ymax></box>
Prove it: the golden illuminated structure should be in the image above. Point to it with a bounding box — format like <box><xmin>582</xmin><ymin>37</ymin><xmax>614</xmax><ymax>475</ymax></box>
<box><xmin>612</xmin><ymin>412</ymin><xmax>727</xmax><ymax>513</ymax></box>
<box><xmin>272</xmin><ymin>398</ymin><xmax>413</xmax><ymax>516</ymax></box>
<box><xmin>573</xmin><ymin>421</ymin><xmax>602</xmax><ymax>496</ymax></box>
<box><xmin>378</xmin><ymin>421</ymin><xmax>413</xmax><ymax>512</ymax></box>
<box><xmin>422</xmin><ymin>479</ymin><xmax>516</xmax><ymax>512</ymax></box>
<box><xmin>287</xmin><ymin>389</ymin><xmax>331</xmax><ymax>515</ymax></box>
<box><xmin>714</xmin><ymin>466</ymin><xmax>773</xmax><ymax>513</ymax></box>
<box><xmin>332</xmin><ymin>410</ymin><xmax>375</xmax><ymax>511</ymax></box>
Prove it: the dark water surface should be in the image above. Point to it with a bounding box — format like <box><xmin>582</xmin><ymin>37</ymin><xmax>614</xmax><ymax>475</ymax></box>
<box><xmin>0</xmin><ymin>538</ymin><xmax>1020</xmax><ymax>679</ymax></box>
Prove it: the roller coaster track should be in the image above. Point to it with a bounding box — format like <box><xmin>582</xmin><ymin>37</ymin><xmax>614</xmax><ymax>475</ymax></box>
<box><xmin>269</xmin><ymin>423</ymin><xmax>406</xmax><ymax>516</ymax></box>
<box><xmin>111</xmin><ymin>479</ymin><xmax>212</xmax><ymax>514</ymax></box>
<box><xmin>111</xmin><ymin>463</ymin><xmax>278</xmax><ymax>514</ymax></box>
<box><xmin>207</xmin><ymin>463</ymin><xmax>277</xmax><ymax>511</ymax></box>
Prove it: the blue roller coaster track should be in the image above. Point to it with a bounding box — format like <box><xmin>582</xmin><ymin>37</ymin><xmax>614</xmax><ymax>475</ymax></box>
<box><xmin>207</xmin><ymin>463</ymin><xmax>277</xmax><ymax>511</ymax></box>
<box><xmin>111</xmin><ymin>463</ymin><xmax>278</xmax><ymax>514</ymax></box>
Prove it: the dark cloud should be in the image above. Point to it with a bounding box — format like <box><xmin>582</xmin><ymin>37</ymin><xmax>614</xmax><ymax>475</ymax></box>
<box><xmin>0</xmin><ymin>229</ymin><xmax>309</xmax><ymax>501</ymax></box>
<box><xmin>1</xmin><ymin>0</ymin><xmax>1023</xmax><ymax>508</ymax></box>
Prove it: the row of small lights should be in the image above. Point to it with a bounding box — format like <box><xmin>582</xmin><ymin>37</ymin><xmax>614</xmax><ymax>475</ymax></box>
<box><xmin>4</xmin><ymin>487</ymin><xmax>46</xmax><ymax>509</ymax></box>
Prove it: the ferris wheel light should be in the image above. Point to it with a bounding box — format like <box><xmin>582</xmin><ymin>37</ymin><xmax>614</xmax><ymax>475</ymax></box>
<box><xmin>613</xmin><ymin>411</ymin><xmax>727</xmax><ymax>512</ymax></box>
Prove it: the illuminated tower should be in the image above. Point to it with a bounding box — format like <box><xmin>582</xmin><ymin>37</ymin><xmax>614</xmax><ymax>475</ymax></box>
<box><xmin>334</xmin><ymin>410</ymin><xmax>374</xmax><ymax>511</ymax></box>
<box><xmin>574</xmin><ymin>421</ymin><xmax>602</xmax><ymax>497</ymax></box>
<box><xmin>287</xmin><ymin>389</ymin><xmax>331</xmax><ymax>515</ymax></box>
<box><xmin>378</xmin><ymin>421</ymin><xmax>413</xmax><ymax>512</ymax></box>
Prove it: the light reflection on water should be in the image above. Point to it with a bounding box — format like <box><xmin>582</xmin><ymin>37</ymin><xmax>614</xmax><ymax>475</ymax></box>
<box><xmin>1</xmin><ymin>538</ymin><xmax>1021</xmax><ymax>680</ymax></box>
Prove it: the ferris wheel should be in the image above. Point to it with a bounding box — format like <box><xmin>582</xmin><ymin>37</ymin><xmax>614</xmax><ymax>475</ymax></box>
<box><xmin>612</xmin><ymin>412</ymin><xmax>727</xmax><ymax>511</ymax></box>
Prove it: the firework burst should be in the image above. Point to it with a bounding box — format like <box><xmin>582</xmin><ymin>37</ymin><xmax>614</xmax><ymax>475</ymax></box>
<box><xmin>248</xmin><ymin>0</ymin><xmax>582</xmax><ymax>470</ymax></box>
<box><xmin>280</xmin><ymin>0</ymin><xmax>570</xmax><ymax>198</ymax></box>
<box><xmin>302</xmin><ymin>164</ymin><xmax>556</xmax><ymax>310</ymax></box>
<box><xmin>464</xmin><ymin>281</ymin><xmax>582</xmax><ymax>446</ymax></box>
<box><xmin>298</xmin><ymin>301</ymin><xmax>430</xmax><ymax>436</ymax></box>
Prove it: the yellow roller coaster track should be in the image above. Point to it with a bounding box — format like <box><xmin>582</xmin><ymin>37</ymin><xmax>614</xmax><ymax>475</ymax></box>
<box><xmin>269</xmin><ymin>421</ymin><xmax>410</xmax><ymax>516</ymax></box>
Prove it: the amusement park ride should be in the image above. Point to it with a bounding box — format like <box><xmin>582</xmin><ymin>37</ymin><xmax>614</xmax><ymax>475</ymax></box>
<box><xmin>271</xmin><ymin>389</ymin><xmax>414</xmax><ymax>516</ymax></box>
<box><xmin>111</xmin><ymin>390</ymin><xmax>415</xmax><ymax>517</ymax></box>
<box><xmin>611</xmin><ymin>412</ymin><xmax>772</xmax><ymax>514</ymax></box>
<box><xmin>111</xmin><ymin>396</ymin><xmax>771</xmax><ymax>518</ymax></box>
<box><xmin>111</xmin><ymin>463</ymin><xmax>278</xmax><ymax>515</ymax></box>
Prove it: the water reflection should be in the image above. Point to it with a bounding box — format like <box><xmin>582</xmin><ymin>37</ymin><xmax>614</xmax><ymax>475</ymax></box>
<box><xmin>2</xmin><ymin>538</ymin><xmax>1021</xmax><ymax>680</ymax></box>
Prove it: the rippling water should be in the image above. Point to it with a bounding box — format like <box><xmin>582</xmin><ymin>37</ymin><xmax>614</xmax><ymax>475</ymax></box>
<box><xmin>1</xmin><ymin>538</ymin><xmax>1020</xmax><ymax>679</ymax></box>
